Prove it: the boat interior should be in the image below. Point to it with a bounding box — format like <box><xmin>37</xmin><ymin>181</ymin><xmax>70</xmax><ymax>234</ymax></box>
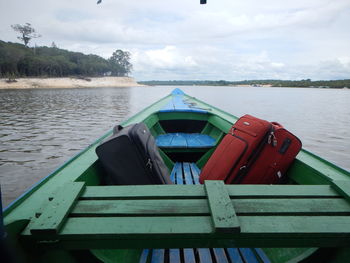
<box><xmin>4</xmin><ymin>89</ymin><xmax>350</xmax><ymax>263</ymax></box>
<box><xmin>72</xmin><ymin>93</ymin><xmax>349</xmax><ymax>263</ymax></box>
<box><xmin>78</xmin><ymin>108</ymin><xmax>346</xmax><ymax>188</ymax></box>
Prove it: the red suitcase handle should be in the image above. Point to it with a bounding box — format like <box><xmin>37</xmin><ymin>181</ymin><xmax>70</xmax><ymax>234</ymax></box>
<box><xmin>271</xmin><ymin>122</ymin><xmax>284</xmax><ymax>129</ymax></box>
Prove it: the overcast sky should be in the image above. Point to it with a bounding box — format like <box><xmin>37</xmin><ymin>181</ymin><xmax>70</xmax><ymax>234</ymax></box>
<box><xmin>1</xmin><ymin>0</ymin><xmax>349</xmax><ymax>81</ymax></box>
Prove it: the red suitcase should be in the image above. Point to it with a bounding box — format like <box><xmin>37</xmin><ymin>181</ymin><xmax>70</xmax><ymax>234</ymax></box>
<box><xmin>199</xmin><ymin>114</ymin><xmax>302</xmax><ymax>184</ymax></box>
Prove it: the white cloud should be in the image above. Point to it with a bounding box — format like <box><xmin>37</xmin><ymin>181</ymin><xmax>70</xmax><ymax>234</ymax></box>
<box><xmin>132</xmin><ymin>46</ymin><xmax>198</xmax><ymax>79</ymax></box>
<box><xmin>271</xmin><ymin>63</ymin><xmax>285</xmax><ymax>69</ymax></box>
<box><xmin>1</xmin><ymin>0</ymin><xmax>349</xmax><ymax>80</ymax></box>
<box><xmin>338</xmin><ymin>57</ymin><xmax>350</xmax><ymax>67</ymax></box>
<box><xmin>132</xmin><ymin>47</ymin><xmax>300</xmax><ymax>80</ymax></box>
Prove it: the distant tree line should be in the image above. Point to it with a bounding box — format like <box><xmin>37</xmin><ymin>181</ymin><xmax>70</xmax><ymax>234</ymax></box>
<box><xmin>0</xmin><ymin>40</ymin><xmax>132</xmax><ymax>78</ymax></box>
<box><xmin>138</xmin><ymin>80</ymin><xmax>233</xmax><ymax>86</ymax></box>
<box><xmin>233</xmin><ymin>79</ymin><xmax>350</xmax><ymax>89</ymax></box>
<box><xmin>140</xmin><ymin>79</ymin><xmax>350</xmax><ymax>89</ymax></box>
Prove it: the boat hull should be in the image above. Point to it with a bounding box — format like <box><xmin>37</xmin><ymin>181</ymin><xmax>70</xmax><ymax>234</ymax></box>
<box><xmin>3</xmin><ymin>89</ymin><xmax>350</xmax><ymax>263</ymax></box>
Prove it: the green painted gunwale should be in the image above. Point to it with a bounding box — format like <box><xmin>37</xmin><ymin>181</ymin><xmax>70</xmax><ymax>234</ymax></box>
<box><xmin>3</xmin><ymin>90</ymin><xmax>350</xmax><ymax>263</ymax></box>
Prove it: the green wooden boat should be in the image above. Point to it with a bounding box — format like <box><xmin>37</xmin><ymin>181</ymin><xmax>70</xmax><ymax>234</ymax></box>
<box><xmin>2</xmin><ymin>88</ymin><xmax>350</xmax><ymax>263</ymax></box>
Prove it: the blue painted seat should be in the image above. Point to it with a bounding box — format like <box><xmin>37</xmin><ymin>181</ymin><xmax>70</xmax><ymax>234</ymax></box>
<box><xmin>156</xmin><ymin>133</ymin><xmax>216</xmax><ymax>148</ymax></box>
<box><xmin>140</xmin><ymin>163</ymin><xmax>271</xmax><ymax>263</ymax></box>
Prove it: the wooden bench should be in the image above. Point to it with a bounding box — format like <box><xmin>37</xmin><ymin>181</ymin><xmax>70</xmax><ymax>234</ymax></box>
<box><xmin>141</xmin><ymin>162</ymin><xmax>270</xmax><ymax>263</ymax></box>
<box><xmin>21</xmin><ymin>179</ymin><xmax>350</xmax><ymax>251</ymax></box>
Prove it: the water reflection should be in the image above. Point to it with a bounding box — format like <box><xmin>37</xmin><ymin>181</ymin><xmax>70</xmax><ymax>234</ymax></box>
<box><xmin>0</xmin><ymin>87</ymin><xmax>133</xmax><ymax>206</ymax></box>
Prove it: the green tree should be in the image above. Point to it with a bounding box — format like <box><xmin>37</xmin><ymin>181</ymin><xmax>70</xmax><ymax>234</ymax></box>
<box><xmin>108</xmin><ymin>49</ymin><xmax>132</xmax><ymax>76</ymax></box>
<box><xmin>0</xmin><ymin>40</ymin><xmax>134</xmax><ymax>78</ymax></box>
<box><xmin>11</xmin><ymin>23</ymin><xmax>41</xmax><ymax>47</ymax></box>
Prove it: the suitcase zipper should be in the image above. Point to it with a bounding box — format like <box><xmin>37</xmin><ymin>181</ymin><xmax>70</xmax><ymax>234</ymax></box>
<box><xmin>131</xmin><ymin>125</ymin><xmax>157</xmax><ymax>184</ymax></box>
<box><xmin>144</xmin><ymin>135</ymin><xmax>166</xmax><ymax>184</ymax></box>
<box><xmin>143</xmin><ymin>135</ymin><xmax>157</xmax><ymax>183</ymax></box>
<box><xmin>232</xmin><ymin>124</ymin><xmax>275</xmax><ymax>184</ymax></box>
<box><xmin>268</xmin><ymin>131</ymin><xmax>277</xmax><ymax>147</ymax></box>
<box><xmin>146</xmin><ymin>158</ymin><xmax>153</xmax><ymax>170</ymax></box>
<box><xmin>223</xmin><ymin>134</ymin><xmax>248</xmax><ymax>184</ymax></box>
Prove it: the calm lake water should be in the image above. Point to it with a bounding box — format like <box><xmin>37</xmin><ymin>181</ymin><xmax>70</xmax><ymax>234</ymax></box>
<box><xmin>1</xmin><ymin>86</ymin><xmax>349</xmax><ymax>207</ymax></box>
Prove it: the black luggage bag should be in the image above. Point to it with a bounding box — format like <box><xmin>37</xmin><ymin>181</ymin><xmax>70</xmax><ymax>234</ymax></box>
<box><xmin>96</xmin><ymin>123</ymin><xmax>172</xmax><ymax>185</ymax></box>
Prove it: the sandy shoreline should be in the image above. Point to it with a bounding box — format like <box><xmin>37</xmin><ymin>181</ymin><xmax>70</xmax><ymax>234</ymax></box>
<box><xmin>0</xmin><ymin>77</ymin><xmax>143</xmax><ymax>89</ymax></box>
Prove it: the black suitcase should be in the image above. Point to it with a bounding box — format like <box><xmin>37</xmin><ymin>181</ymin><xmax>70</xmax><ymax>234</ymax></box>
<box><xmin>96</xmin><ymin>123</ymin><xmax>172</xmax><ymax>185</ymax></box>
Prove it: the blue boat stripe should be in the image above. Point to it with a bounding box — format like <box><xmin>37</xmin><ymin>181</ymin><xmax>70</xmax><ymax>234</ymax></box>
<box><xmin>226</xmin><ymin>248</ymin><xmax>244</xmax><ymax>263</ymax></box>
<box><xmin>171</xmin><ymin>133</ymin><xmax>187</xmax><ymax>147</ymax></box>
<box><xmin>171</xmin><ymin>88</ymin><xmax>185</xmax><ymax>95</ymax></box>
<box><xmin>170</xmin><ymin>163</ymin><xmax>179</xmax><ymax>183</ymax></box>
<box><xmin>151</xmin><ymin>249</ymin><xmax>165</xmax><ymax>263</ymax></box>
<box><xmin>146</xmin><ymin>160</ymin><xmax>271</xmax><ymax>263</ymax></box>
<box><xmin>139</xmin><ymin>249</ymin><xmax>150</xmax><ymax>263</ymax></box>
<box><xmin>156</xmin><ymin>133</ymin><xmax>215</xmax><ymax>148</ymax></box>
<box><xmin>169</xmin><ymin>249</ymin><xmax>180</xmax><ymax>263</ymax></box>
<box><xmin>190</xmin><ymin>163</ymin><xmax>200</xmax><ymax>185</ymax></box>
<box><xmin>197</xmin><ymin>248</ymin><xmax>213</xmax><ymax>263</ymax></box>
<box><xmin>175</xmin><ymin>162</ymin><xmax>183</xmax><ymax>185</ymax></box>
<box><xmin>183</xmin><ymin>162</ymin><xmax>194</xmax><ymax>185</ymax></box>
<box><xmin>239</xmin><ymin>248</ymin><xmax>259</xmax><ymax>263</ymax></box>
<box><xmin>156</xmin><ymin>134</ymin><xmax>174</xmax><ymax>147</ymax></box>
<box><xmin>213</xmin><ymin>248</ymin><xmax>229</xmax><ymax>263</ymax></box>
<box><xmin>183</xmin><ymin>248</ymin><xmax>196</xmax><ymax>263</ymax></box>
<box><xmin>160</xmin><ymin>89</ymin><xmax>207</xmax><ymax>113</ymax></box>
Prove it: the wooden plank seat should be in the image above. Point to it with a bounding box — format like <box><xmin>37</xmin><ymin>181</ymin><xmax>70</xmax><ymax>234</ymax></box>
<box><xmin>156</xmin><ymin>133</ymin><xmax>216</xmax><ymax>148</ymax></box>
<box><xmin>22</xmin><ymin>180</ymin><xmax>350</xmax><ymax>249</ymax></box>
<box><xmin>141</xmin><ymin>162</ymin><xmax>270</xmax><ymax>263</ymax></box>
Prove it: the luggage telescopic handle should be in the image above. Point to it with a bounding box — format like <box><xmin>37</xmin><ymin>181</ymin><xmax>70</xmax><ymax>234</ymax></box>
<box><xmin>271</xmin><ymin>122</ymin><xmax>283</xmax><ymax>128</ymax></box>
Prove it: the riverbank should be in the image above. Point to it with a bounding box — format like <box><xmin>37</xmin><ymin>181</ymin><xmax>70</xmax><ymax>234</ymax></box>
<box><xmin>139</xmin><ymin>80</ymin><xmax>350</xmax><ymax>89</ymax></box>
<box><xmin>0</xmin><ymin>77</ymin><xmax>143</xmax><ymax>89</ymax></box>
